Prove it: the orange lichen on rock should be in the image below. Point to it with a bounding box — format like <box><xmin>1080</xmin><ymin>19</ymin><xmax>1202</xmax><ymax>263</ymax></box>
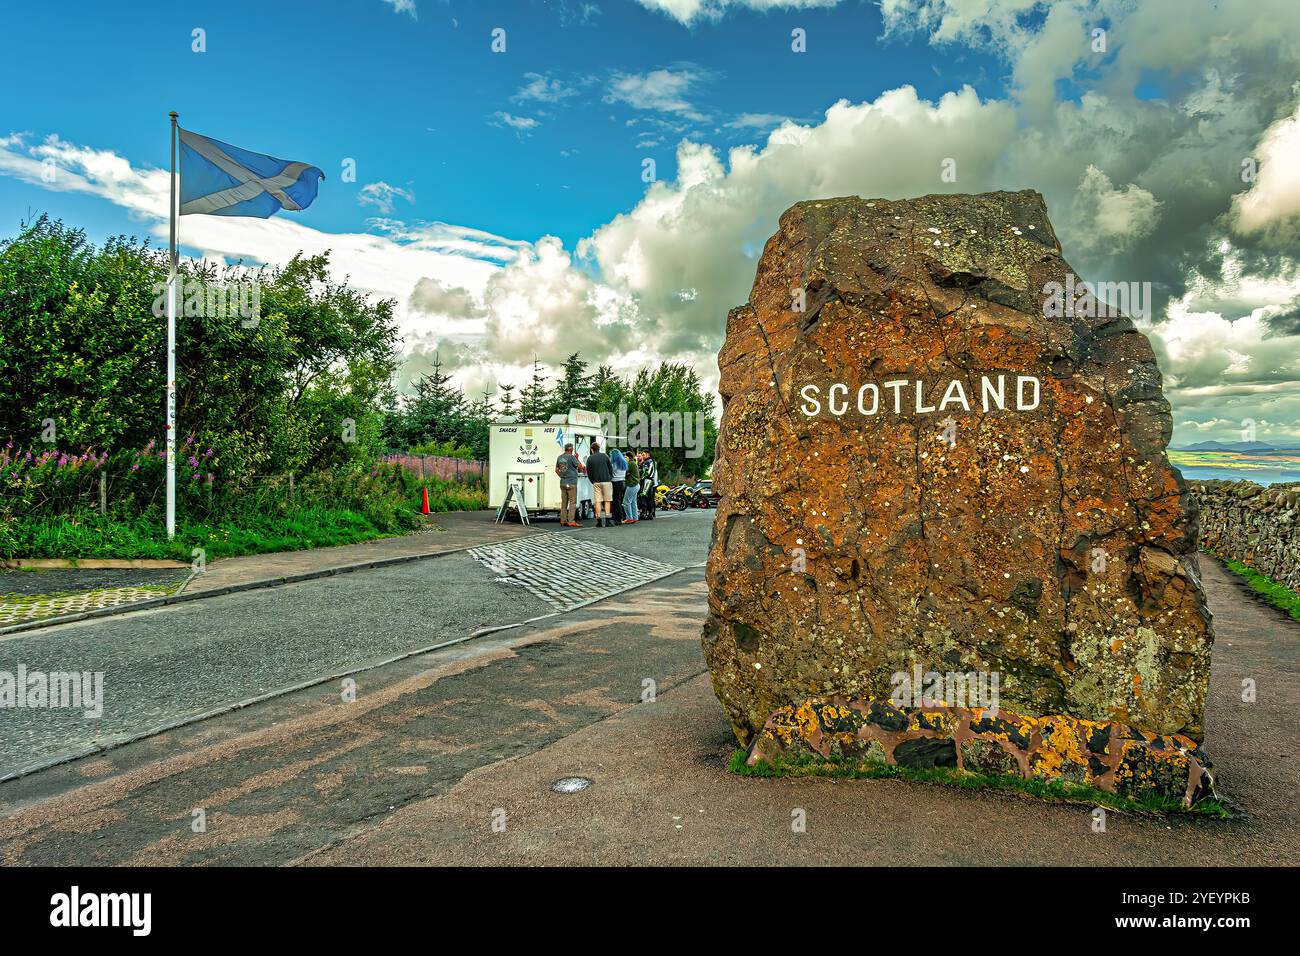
<box><xmin>747</xmin><ymin>694</ymin><xmax>1215</xmax><ymax>806</ymax></box>
<box><xmin>703</xmin><ymin>191</ymin><xmax>1215</xmax><ymax>764</ymax></box>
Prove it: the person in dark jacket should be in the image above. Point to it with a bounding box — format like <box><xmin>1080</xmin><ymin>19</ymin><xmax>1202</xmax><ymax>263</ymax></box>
<box><xmin>636</xmin><ymin>450</ymin><xmax>658</xmax><ymax>520</ymax></box>
<box><xmin>609</xmin><ymin>448</ymin><xmax>629</xmax><ymax>525</ymax></box>
<box><xmin>584</xmin><ymin>441</ymin><xmax>615</xmax><ymax>527</ymax></box>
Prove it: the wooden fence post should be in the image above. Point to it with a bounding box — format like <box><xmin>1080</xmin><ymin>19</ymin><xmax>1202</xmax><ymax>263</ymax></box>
<box><xmin>99</xmin><ymin>470</ymin><xmax>107</xmax><ymax>516</ymax></box>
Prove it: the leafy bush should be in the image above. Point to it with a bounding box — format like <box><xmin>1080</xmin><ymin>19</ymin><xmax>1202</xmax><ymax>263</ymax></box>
<box><xmin>409</xmin><ymin>439</ymin><xmax>477</xmax><ymax>460</ymax></box>
<box><xmin>0</xmin><ymin>217</ymin><xmax>400</xmax><ymax>485</ymax></box>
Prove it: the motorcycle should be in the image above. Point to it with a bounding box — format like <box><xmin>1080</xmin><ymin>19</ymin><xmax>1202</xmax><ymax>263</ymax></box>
<box><xmin>657</xmin><ymin>483</ymin><xmax>697</xmax><ymax>511</ymax></box>
<box><xmin>692</xmin><ymin>480</ymin><xmax>719</xmax><ymax>508</ymax></box>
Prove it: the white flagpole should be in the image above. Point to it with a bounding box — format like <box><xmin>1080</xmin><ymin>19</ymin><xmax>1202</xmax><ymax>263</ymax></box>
<box><xmin>166</xmin><ymin>111</ymin><xmax>179</xmax><ymax>540</ymax></box>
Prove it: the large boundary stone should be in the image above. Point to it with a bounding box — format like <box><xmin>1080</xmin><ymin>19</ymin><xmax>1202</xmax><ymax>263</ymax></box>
<box><xmin>704</xmin><ymin>191</ymin><xmax>1215</xmax><ymax>768</ymax></box>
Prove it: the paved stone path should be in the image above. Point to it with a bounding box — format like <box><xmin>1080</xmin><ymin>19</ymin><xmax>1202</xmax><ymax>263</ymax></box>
<box><xmin>0</xmin><ymin>584</ymin><xmax>184</xmax><ymax>626</ymax></box>
<box><xmin>0</xmin><ymin>552</ymin><xmax>552</xmax><ymax>781</ymax></box>
<box><xmin>469</xmin><ymin>533</ymin><xmax>681</xmax><ymax>611</ymax></box>
<box><xmin>305</xmin><ymin>554</ymin><xmax>1300</xmax><ymax>867</ymax></box>
<box><xmin>0</xmin><ymin>518</ymin><xmax>715</xmax><ymax>865</ymax></box>
<box><xmin>0</xmin><ymin>569</ymin><xmax>191</xmax><ymax>627</ymax></box>
<box><xmin>0</xmin><ymin>511</ymin><xmax>709</xmax><ymax>782</ymax></box>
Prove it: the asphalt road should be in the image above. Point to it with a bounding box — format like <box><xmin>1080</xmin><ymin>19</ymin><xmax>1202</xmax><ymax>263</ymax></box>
<box><xmin>1</xmin><ymin>509</ymin><xmax>1295</xmax><ymax>866</ymax></box>
<box><xmin>0</xmin><ymin>517</ymin><xmax>715</xmax><ymax>865</ymax></box>
<box><xmin>0</xmin><ymin>510</ymin><xmax>715</xmax><ymax>780</ymax></box>
<box><xmin>309</xmin><ymin>556</ymin><xmax>1300</xmax><ymax>867</ymax></box>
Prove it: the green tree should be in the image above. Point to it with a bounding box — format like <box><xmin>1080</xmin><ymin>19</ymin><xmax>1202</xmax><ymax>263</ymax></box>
<box><xmin>496</xmin><ymin>382</ymin><xmax>517</xmax><ymax>418</ymax></box>
<box><xmin>0</xmin><ymin>216</ymin><xmax>400</xmax><ymax>485</ymax></box>
<box><xmin>614</xmin><ymin>362</ymin><xmax>717</xmax><ymax>480</ymax></box>
<box><xmin>460</xmin><ymin>387</ymin><xmax>495</xmax><ymax>460</ymax></box>
<box><xmin>397</xmin><ymin>353</ymin><xmax>466</xmax><ymax>450</ymax></box>
<box><xmin>550</xmin><ymin>352</ymin><xmax>595</xmax><ymax>412</ymax></box>
<box><xmin>517</xmin><ymin>355</ymin><xmax>551</xmax><ymax>422</ymax></box>
<box><xmin>590</xmin><ymin>364</ymin><xmax>623</xmax><ymax>411</ymax></box>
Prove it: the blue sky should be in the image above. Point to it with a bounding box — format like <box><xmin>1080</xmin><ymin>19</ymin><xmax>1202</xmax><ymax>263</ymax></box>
<box><xmin>0</xmin><ymin>0</ymin><xmax>1004</xmax><ymax>250</ymax></box>
<box><xmin>2</xmin><ymin>0</ymin><xmax>1299</xmax><ymax>447</ymax></box>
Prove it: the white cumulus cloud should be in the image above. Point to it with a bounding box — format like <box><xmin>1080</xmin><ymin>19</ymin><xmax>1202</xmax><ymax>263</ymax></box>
<box><xmin>636</xmin><ymin>0</ymin><xmax>843</xmax><ymax>25</ymax></box>
<box><xmin>357</xmin><ymin>181</ymin><xmax>415</xmax><ymax>215</ymax></box>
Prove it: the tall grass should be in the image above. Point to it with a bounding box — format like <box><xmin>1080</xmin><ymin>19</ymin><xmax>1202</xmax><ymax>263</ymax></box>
<box><xmin>1</xmin><ymin>445</ymin><xmax>488</xmax><ymax>559</ymax></box>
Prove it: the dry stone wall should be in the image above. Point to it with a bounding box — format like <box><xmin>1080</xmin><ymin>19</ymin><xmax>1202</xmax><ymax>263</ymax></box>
<box><xmin>1191</xmin><ymin>480</ymin><xmax>1300</xmax><ymax>590</ymax></box>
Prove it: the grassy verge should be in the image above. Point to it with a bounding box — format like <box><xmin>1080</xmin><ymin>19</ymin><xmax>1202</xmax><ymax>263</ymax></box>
<box><xmin>0</xmin><ymin>507</ymin><xmax>411</xmax><ymax>561</ymax></box>
<box><xmin>728</xmin><ymin>749</ymin><xmax>1231</xmax><ymax>818</ymax></box>
<box><xmin>1214</xmin><ymin>554</ymin><xmax>1300</xmax><ymax>622</ymax></box>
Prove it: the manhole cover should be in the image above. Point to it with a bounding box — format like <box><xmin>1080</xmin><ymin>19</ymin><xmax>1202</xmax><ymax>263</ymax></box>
<box><xmin>551</xmin><ymin>776</ymin><xmax>592</xmax><ymax>793</ymax></box>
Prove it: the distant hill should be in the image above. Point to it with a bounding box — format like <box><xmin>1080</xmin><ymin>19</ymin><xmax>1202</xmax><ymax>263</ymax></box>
<box><xmin>1177</xmin><ymin>440</ymin><xmax>1277</xmax><ymax>452</ymax></box>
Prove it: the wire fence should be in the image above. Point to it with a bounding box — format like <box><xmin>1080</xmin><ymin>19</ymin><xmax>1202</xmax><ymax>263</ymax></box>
<box><xmin>380</xmin><ymin>454</ymin><xmax>486</xmax><ymax>485</ymax></box>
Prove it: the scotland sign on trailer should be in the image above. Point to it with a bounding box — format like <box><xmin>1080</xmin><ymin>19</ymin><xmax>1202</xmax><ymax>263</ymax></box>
<box><xmin>488</xmin><ymin>408</ymin><xmax>611</xmax><ymax>520</ymax></box>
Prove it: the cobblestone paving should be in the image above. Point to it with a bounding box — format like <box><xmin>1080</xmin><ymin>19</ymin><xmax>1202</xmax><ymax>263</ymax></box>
<box><xmin>0</xmin><ymin>583</ymin><xmax>185</xmax><ymax>626</ymax></box>
<box><xmin>469</xmin><ymin>532</ymin><xmax>682</xmax><ymax>611</ymax></box>
<box><xmin>0</xmin><ymin>568</ymin><xmax>190</xmax><ymax>597</ymax></box>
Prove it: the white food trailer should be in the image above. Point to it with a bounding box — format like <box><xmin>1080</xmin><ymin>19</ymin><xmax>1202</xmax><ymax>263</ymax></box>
<box><xmin>489</xmin><ymin>408</ymin><xmax>618</xmax><ymax>521</ymax></box>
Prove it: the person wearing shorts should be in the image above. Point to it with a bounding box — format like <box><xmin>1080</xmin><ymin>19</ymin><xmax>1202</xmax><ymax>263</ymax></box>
<box><xmin>584</xmin><ymin>441</ymin><xmax>615</xmax><ymax>528</ymax></box>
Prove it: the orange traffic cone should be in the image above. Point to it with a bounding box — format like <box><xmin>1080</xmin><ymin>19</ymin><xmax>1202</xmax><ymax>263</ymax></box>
<box><xmin>421</xmin><ymin>487</ymin><xmax>430</xmax><ymax>515</ymax></box>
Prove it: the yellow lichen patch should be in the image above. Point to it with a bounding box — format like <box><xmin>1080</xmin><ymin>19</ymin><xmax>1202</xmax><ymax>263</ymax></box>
<box><xmin>1075</xmin><ymin>718</ymin><xmax>1111</xmax><ymax>747</ymax></box>
<box><xmin>910</xmin><ymin>709</ymin><xmax>960</xmax><ymax>736</ymax></box>
<box><xmin>976</xmin><ymin>710</ymin><xmax>1035</xmax><ymax>748</ymax></box>
<box><xmin>1112</xmin><ymin>738</ymin><xmax>1190</xmax><ymax>793</ymax></box>
<box><xmin>767</xmin><ymin>706</ymin><xmax>799</xmax><ymax>746</ymax></box>
<box><xmin>1031</xmin><ymin>718</ymin><xmax>1089</xmax><ymax>779</ymax></box>
<box><xmin>819</xmin><ymin>703</ymin><xmax>848</xmax><ymax>725</ymax></box>
<box><xmin>795</xmin><ymin>701</ymin><xmax>821</xmax><ymax>740</ymax></box>
<box><xmin>747</xmin><ymin>693</ymin><xmax>1213</xmax><ymax>804</ymax></box>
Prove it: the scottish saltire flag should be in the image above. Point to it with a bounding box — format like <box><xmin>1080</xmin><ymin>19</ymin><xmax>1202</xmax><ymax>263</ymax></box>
<box><xmin>179</xmin><ymin>128</ymin><xmax>324</xmax><ymax>218</ymax></box>
<box><xmin>555</xmin><ymin>428</ymin><xmax>565</xmax><ymax>446</ymax></box>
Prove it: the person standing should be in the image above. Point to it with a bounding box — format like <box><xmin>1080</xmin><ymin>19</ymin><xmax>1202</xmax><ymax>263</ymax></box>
<box><xmin>622</xmin><ymin>451</ymin><xmax>641</xmax><ymax>524</ymax></box>
<box><xmin>638</xmin><ymin>450</ymin><xmax>658</xmax><ymax>521</ymax></box>
<box><xmin>584</xmin><ymin>441</ymin><xmax>615</xmax><ymax>527</ymax></box>
<box><xmin>555</xmin><ymin>442</ymin><xmax>583</xmax><ymax>527</ymax></box>
<box><xmin>609</xmin><ymin>448</ymin><xmax>628</xmax><ymax>525</ymax></box>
